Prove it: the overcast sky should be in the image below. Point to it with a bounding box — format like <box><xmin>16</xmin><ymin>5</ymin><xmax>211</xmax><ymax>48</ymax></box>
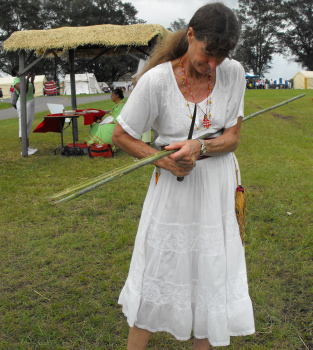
<box><xmin>129</xmin><ymin>0</ymin><xmax>302</xmax><ymax>80</ymax></box>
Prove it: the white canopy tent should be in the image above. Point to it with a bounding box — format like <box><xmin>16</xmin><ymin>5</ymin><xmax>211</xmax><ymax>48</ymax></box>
<box><xmin>112</xmin><ymin>81</ymin><xmax>127</xmax><ymax>89</ymax></box>
<box><xmin>98</xmin><ymin>81</ymin><xmax>109</xmax><ymax>88</ymax></box>
<box><xmin>132</xmin><ymin>59</ymin><xmax>148</xmax><ymax>79</ymax></box>
<box><xmin>63</xmin><ymin>73</ymin><xmax>102</xmax><ymax>95</ymax></box>
<box><xmin>293</xmin><ymin>71</ymin><xmax>313</xmax><ymax>89</ymax></box>
<box><xmin>0</xmin><ymin>75</ymin><xmax>47</xmax><ymax>99</ymax></box>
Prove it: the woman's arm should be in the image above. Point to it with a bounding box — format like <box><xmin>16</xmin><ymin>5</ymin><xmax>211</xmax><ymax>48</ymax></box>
<box><xmin>201</xmin><ymin>117</ymin><xmax>242</xmax><ymax>155</ymax></box>
<box><xmin>204</xmin><ymin>117</ymin><xmax>242</xmax><ymax>155</ymax></box>
<box><xmin>166</xmin><ymin>118</ymin><xmax>242</xmax><ymax>163</ymax></box>
<box><xmin>14</xmin><ymin>82</ymin><xmax>20</xmax><ymax>93</ymax></box>
<box><xmin>112</xmin><ymin>122</ymin><xmax>195</xmax><ymax>177</ymax></box>
<box><xmin>14</xmin><ymin>73</ymin><xmax>34</xmax><ymax>94</ymax></box>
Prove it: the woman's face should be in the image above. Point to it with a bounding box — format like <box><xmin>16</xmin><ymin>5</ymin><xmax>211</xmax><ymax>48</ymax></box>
<box><xmin>111</xmin><ymin>92</ymin><xmax>117</xmax><ymax>103</ymax></box>
<box><xmin>187</xmin><ymin>28</ymin><xmax>225</xmax><ymax>74</ymax></box>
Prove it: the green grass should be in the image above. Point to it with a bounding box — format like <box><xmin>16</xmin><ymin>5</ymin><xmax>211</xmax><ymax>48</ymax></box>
<box><xmin>61</xmin><ymin>93</ymin><xmax>112</xmax><ymax>99</ymax></box>
<box><xmin>0</xmin><ymin>102</ymin><xmax>13</xmax><ymax>110</ymax></box>
<box><xmin>0</xmin><ymin>89</ymin><xmax>312</xmax><ymax>349</ymax></box>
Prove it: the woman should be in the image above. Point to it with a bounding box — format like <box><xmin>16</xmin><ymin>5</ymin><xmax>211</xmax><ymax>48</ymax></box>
<box><xmin>85</xmin><ymin>88</ymin><xmax>125</xmax><ymax>149</ymax></box>
<box><xmin>112</xmin><ymin>3</ymin><xmax>255</xmax><ymax>349</ymax></box>
<box><xmin>12</xmin><ymin>66</ymin><xmax>38</xmax><ymax>155</ymax></box>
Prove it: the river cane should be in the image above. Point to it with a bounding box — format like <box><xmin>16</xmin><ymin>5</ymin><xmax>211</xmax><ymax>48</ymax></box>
<box><xmin>51</xmin><ymin>93</ymin><xmax>306</xmax><ymax>204</ymax></box>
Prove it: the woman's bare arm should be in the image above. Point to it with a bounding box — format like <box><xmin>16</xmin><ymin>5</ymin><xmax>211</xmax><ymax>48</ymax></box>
<box><xmin>113</xmin><ymin>118</ymin><xmax>241</xmax><ymax>177</ymax></box>
<box><xmin>167</xmin><ymin>117</ymin><xmax>242</xmax><ymax>163</ymax></box>
<box><xmin>112</xmin><ymin>122</ymin><xmax>195</xmax><ymax>177</ymax></box>
<box><xmin>13</xmin><ymin>73</ymin><xmax>34</xmax><ymax>94</ymax></box>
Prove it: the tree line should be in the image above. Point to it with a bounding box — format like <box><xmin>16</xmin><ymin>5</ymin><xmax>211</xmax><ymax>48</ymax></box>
<box><xmin>172</xmin><ymin>0</ymin><xmax>313</xmax><ymax>78</ymax></box>
<box><xmin>0</xmin><ymin>0</ymin><xmax>144</xmax><ymax>84</ymax></box>
<box><xmin>235</xmin><ymin>0</ymin><xmax>313</xmax><ymax>77</ymax></box>
<box><xmin>0</xmin><ymin>0</ymin><xmax>312</xmax><ymax>82</ymax></box>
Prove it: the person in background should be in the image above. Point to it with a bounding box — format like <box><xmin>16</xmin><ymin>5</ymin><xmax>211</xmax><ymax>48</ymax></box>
<box><xmin>12</xmin><ymin>66</ymin><xmax>38</xmax><ymax>155</ymax></box>
<box><xmin>10</xmin><ymin>85</ymin><xmax>14</xmax><ymax>98</ymax></box>
<box><xmin>113</xmin><ymin>2</ymin><xmax>255</xmax><ymax>349</ymax></box>
<box><xmin>0</xmin><ymin>87</ymin><xmax>3</xmax><ymax>101</ymax></box>
<box><xmin>85</xmin><ymin>88</ymin><xmax>125</xmax><ymax>150</ymax></box>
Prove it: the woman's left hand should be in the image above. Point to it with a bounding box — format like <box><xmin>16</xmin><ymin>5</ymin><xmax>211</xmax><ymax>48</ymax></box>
<box><xmin>165</xmin><ymin>140</ymin><xmax>201</xmax><ymax>168</ymax></box>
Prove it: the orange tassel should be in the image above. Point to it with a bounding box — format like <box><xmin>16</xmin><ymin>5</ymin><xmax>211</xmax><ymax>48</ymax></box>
<box><xmin>155</xmin><ymin>166</ymin><xmax>160</xmax><ymax>184</ymax></box>
<box><xmin>234</xmin><ymin>158</ymin><xmax>246</xmax><ymax>245</ymax></box>
<box><xmin>235</xmin><ymin>185</ymin><xmax>246</xmax><ymax>244</ymax></box>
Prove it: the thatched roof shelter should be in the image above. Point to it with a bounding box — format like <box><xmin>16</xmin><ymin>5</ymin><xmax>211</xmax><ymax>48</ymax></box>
<box><xmin>3</xmin><ymin>23</ymin><xmax>170</xmax><ymax>157</ymax></box>
<box><xmin>3</xmin><ymin>23</ymin><xmax>170</xmax><ymax>57</ymax></box>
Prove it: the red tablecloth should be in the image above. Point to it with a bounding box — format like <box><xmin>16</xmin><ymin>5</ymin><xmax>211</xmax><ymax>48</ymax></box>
<box><xmin>76</xmin><ymin>109</ymin><xmax>106</xmax><ymax>125</ymax></box>
<box><xmin>33</xmin><ymin>113</ymin><xmax>65</xmax><ymax>133</ymax></box>
<box><xmin>33</xmin><ymin>109</ymin><xmax>107</xmax><ymax>133</ymax></box>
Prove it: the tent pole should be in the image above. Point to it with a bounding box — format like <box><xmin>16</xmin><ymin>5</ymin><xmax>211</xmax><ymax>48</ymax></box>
<box><xmin>19</xmin><ymin>50</ymin><xmax>28</xmax><ymax>157</ymax></box>
<box><xmin>69</xmin><ymin>49</ymin><xmax>78</xmax><ymax>141</ymax></box>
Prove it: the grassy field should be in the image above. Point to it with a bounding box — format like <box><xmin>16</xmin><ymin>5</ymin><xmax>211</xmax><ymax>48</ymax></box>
<box><xmin>0</xmin><ymin>89</ymin><xmax>312</xmax><ymax>349</ymax></box>
<box><xmin>0</xmin><ymin>102</ymin><xmax>13</xmax><ymax>110</ymax></box>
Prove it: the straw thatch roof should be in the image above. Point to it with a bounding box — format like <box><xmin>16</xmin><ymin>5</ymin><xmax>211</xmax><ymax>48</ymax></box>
<box><xmin>3</xmin><ymin>23</ymin><xmax>171</xmax><ymax>58</ymax></box>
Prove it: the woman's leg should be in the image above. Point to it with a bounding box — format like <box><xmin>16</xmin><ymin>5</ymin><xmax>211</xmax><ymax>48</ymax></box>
<box><xmin>26</xmin><ymin>99</ymin><xmax>35</xmax><ymax>137</ymax></box>
<box><xmin>127</xmin><ymin>326</ymin><xmax>153</xmax><ymax>350</ymax></box>
<box><xmin>193</xmin><ymin>338</ymin><xmax>210</xmax><ymax>350</ymax></box>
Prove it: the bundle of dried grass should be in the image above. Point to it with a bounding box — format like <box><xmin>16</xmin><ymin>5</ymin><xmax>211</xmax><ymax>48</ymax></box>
<box><xmin>3</xmin><ymin>23</ymin><xmax>171</xmax><ymax>58</ymax></box>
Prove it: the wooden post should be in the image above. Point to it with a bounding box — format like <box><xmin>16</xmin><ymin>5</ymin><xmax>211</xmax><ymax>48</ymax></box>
<box><xmin>69</xmin><ymin>49</ymin><xmax>78</xmax><ymax>141</ymax></box>
<box><xmin>19</xmin><ymin>50</ymin><xmax>28</xmax><ymax>157</ymax></box>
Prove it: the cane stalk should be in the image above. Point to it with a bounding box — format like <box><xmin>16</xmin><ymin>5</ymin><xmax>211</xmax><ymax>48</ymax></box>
<box><xmin>52</xmin><ymin>93</ymin><xmax>305</xmax><ymax>204</ymax></box>
<box><xmin>52</xmin><ymin>149</ymin><xmax>176</xmax><ymax>204</ymax></box>
<box><xmin>242</xmin><ymin>93</ymin><xmax>305</xmax><ymax>121</ymax></box>
<box><xmin>50</xmin><ymin>160</ymin><xmax>154</xmax><ymax>199</ymax></box>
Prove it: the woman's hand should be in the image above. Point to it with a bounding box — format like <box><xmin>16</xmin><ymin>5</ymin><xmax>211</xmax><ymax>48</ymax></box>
<box><xmin>160</xmin><ymin>140</ymin><xmax>201</xmax><ymax>177</ymax></box>
<box><xmin>159</xmin><ymin>156</ymin><xmax>195</xmax><ymax>177</ymax></box>
<box><xmin>113</xmin><ymin>123</ymin><xmax>199</xmax><ymax>178</ymax></box>
<box><xmin>166</xmin><ymin>139</ymin><xmax>201</xmax><ymax>163</ymax></box>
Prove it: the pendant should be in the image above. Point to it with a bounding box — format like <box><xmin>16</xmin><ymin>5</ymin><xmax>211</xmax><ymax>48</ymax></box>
<box><xmin>203</xmin><ymin>114</ymin><xmax>211</xmax><ymax>129</ymax></box>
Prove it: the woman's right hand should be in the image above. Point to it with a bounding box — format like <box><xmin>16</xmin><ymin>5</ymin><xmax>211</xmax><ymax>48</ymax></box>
<box><xmin>158</xmin><ymin>156</ymin><xmax>195</xmax><ymax>177</ymax></box>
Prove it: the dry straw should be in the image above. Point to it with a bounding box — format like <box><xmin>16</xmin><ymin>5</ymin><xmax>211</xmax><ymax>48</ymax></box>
<box><xmin>3</xmin><ymin>23</ymin><xmax>171</xmax><ymax>57</ymax></box>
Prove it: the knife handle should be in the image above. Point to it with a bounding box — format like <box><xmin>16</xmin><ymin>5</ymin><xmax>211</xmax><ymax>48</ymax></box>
<box><xmin>176</xmin><ymin>105</ymin><xmax>197</xmax><ymax>182</ymax></box>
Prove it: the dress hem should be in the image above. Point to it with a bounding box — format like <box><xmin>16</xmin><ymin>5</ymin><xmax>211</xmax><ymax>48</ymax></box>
<box><xmin>129</xmin><ymin>320</ymin><xmax>255</xmax><ymax>346</ymax></box>
<box><xmin>229</xmin><ymin>328</ymin><xmax>255</xmax><ymax>337</ymax></box>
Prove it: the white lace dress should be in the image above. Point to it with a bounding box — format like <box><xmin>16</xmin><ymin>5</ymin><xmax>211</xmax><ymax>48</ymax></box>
<box><xmin>117</xmin><ymin>59</ymin><xmax>255</xmax><ymax>347</ymax></box>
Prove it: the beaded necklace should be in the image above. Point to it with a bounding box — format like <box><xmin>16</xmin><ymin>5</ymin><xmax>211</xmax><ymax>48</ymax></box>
<box><xmin>180</xmin><ymin>56</ymin><xmax>212</xmax><ymax>130</ymax></box>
